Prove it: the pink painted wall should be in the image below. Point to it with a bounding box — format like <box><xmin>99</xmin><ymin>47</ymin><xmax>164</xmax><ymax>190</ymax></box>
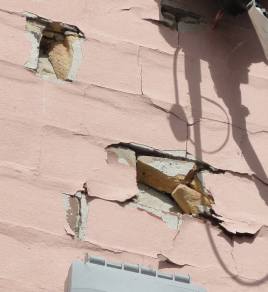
<box><xmin>0</xmin><ymin>1</ymin><xmax>267</xmax><ymax>291</ymax></box>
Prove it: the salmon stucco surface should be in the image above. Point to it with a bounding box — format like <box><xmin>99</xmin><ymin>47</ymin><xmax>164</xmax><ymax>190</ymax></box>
<box><xmin>0</xmin><ymin>1</ymin><xmax>268</xmax><ymax>291</ymax></box>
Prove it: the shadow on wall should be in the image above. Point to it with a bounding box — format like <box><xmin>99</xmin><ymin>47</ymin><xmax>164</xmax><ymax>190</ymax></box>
<box><xmin>153</xmin><ymin>0</ymin><xmax>268</xmax><ymax>203</ymax></box>
<box><xmin>153</xmin><ymin>0</ymin><xmax>268</xmax><ymax>287</ymax></box>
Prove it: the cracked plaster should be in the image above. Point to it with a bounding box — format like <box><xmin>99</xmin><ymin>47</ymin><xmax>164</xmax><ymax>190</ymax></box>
<box><xmin>0</xmin><ymin>1</ymin><xmax>268</xmax><ymax>291</ymax></box>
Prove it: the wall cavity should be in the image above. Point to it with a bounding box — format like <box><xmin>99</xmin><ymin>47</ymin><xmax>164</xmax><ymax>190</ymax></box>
<box><xmin>25</xmin><ymin>12</ymin><xmax>84</xmax><ymax>81</ymax></box>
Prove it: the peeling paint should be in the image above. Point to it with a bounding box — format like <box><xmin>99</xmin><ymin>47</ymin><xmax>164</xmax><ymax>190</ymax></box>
<box><xmin>63</xmin><ymin>191</ymin><xmax>89</xmax><ymax>240</ymax></box>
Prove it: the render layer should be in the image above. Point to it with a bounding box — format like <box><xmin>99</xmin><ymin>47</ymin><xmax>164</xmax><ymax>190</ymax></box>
<box><xmin>0</xmin><ymin>1</ymin><xmax>268</xmax><ymax>292</ymax></box>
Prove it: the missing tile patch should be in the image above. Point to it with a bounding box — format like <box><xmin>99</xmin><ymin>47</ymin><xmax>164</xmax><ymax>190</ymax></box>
<box><xmin>25</xmin><ymin>12</ymin><xmax>84</xmax><ymax>81</ymax></box>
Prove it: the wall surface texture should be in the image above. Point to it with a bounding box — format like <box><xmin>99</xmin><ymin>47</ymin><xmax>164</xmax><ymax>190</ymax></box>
<box><xmin>0</xmin><ymin>1</ymin><xmax>268</xmax><ymax>291</ymax></box>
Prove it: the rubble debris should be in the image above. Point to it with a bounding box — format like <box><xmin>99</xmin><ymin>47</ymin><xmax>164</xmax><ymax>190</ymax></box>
<box><xmin>172</xmin><ymin>184</ymin><xmax>212</xmax><ymax>215</ymax></box>
<box><xmin>136</xmin><ymin>155</ymin><xmax>212</xmax><ymax>215</ymax></box>
<box><xmin>137</xmin><ymin>156</ymin><xmax>184</xmax><ymax>194</ymax></box>
<box><xmin>24</xmin><ymin>12</ymin><xmax>84</xmax><ymax>81</ymax></box>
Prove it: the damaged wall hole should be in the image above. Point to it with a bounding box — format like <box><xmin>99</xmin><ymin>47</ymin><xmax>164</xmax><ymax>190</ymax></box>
<box><xmin>25</xmin><ymin>13</ymin><xmax>85</xmax><ymax>81</ymax></box>
<box><xmin>64</xmin><ymin>142</ymin><xmax>261</xmax><ymax>240</ymax></box>
<box><xmin>103</xmin><ymin>143</ymin><xmax>215</xmax><ymax>231</ymax></box>
<box><xmin>104</xmin><ymin>143</ymin><xmax>259</xmax><ymax>239</ymax></box>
